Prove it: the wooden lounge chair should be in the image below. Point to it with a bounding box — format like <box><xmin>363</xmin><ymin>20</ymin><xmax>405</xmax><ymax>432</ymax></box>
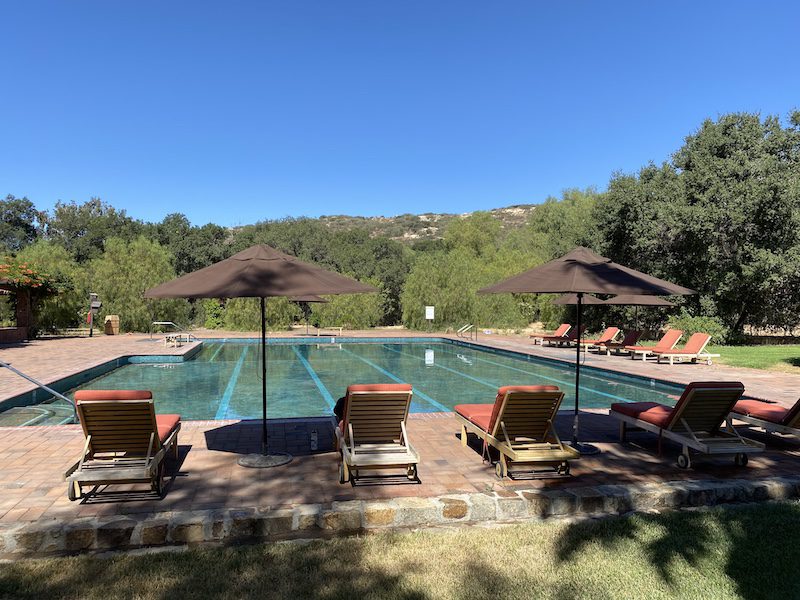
<box><xmin>609</xmin><ymin>381</ymin><xmax>764</xmax><ymax>468</ymax></box>
<box><xmin>547</xmin><ymin>326</ymin><xmax>586</xmax><ymax>347</ymax></box>
<box><xmin>64</xmin><ymin>390</ymin><xmax>181</xmax><ymax>501</ymax></box>
<box><xmin>730</xmin><ymin>397</ymin><xmax>800</xmax><ymax>440</ymax></box>
<box><xmin>596</xmin><ymin>330</ymin><xmax>642</xmax><ymax>355</ymax></box>
<box><xmin>532</xmin><ymin>323</ymin><xmax>571</xmax><ymax>345</ymax></box>
<box><xmin>454</xmin><ymin>385</ymin><xmax>580</xmax><ymax>478</ymax></box>
<box><xmin>335</xmin><ymin>383</ymin><xmax>420</xmax><ymax>485</ymax></box>
<box><xmin>625</xmin><ymin>329</ymin><xmax>683</xmax><ymax>360</ymax></box>
<box><xmin>653</xmin><ymin>332</ymin><xmax>720</xmax><ymax>365</ymax></box>
<box><xmin>580</xmin><ymin>327</ymin><xmax>621</xmax><ymax>352</ymax></box>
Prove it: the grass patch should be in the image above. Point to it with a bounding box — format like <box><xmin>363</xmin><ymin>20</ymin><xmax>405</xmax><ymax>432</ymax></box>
<box><xmin>2</xmin><ymin>502</ymin><xmax>800</xmax><ymax>599</ymax></box>
<box><xmin>708</xmin><ymin>345</ymin><xmax>800</xmax><ymax>372</ymax></box>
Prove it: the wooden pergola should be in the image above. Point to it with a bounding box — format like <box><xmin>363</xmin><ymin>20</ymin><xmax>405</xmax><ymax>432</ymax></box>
<box><xmin>0</xmin><ymin>281</ymin><xmax>33</xmax><ymax>344</ymax></box>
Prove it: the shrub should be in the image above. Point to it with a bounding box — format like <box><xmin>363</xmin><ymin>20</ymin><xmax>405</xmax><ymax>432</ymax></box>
<box><xmin>667</xmin><ymin>309</ymin><xmax>730</xmax><ymax>344</ymax></box>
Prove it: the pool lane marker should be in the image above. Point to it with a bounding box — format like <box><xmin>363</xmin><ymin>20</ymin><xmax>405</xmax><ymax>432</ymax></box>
<box><xmin>381</xmin><ymin>344</ymin><xmax>499</xmax><ymax>390</ymax></box>
<box><xmin>340</xmin><ymin>347</ymin><xmax>449</xmax><ymax>412</ymax></box>
<box><xmin>208</xmin><ymin>343</ymin><xmax>225</xmax><ymax>362</ymax></box>
<box><xmin>291</xmin><ymin>346</ymin><xmax>336</xmax><ymax>410</ymax></box>
<box><xmin>436</xmin><ymin>345</ymin><xmax>632</xmax><ymax>404</ymax></box>
<box><xmin>214</xmin><ymin>346</ymin><xmax>249</xmax><ymax>420</ymax></box>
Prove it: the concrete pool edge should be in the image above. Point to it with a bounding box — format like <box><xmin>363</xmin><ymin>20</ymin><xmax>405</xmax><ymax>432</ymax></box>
<box><xmin>2</xmin><ymin>473</ymin><xmax>798</xmax><ymax>559</ymax></box>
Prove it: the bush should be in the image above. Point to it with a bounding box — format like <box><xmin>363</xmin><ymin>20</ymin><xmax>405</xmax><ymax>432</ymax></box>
<box><xmin>201</xmin><ymin>299</ymin><xmax>224</xmax><ymax>329</ymax></box>
<box><xmin>667</xmin><ymin>309</ymin><xmax>730</xmax><ymax>344</ymax></box>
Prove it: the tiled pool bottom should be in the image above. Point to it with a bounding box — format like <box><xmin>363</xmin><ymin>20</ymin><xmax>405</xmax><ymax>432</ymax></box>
<box><xmin>15</xmin><ymin>339</ymin><xmax>682</xmax><ymax>422</ymax></box>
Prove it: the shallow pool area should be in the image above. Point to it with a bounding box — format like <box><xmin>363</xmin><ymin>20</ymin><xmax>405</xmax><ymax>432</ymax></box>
<box><xmin>33</xmin><ymin>339</ymin><xmax>686</xmax><ymax>421</ymax></box>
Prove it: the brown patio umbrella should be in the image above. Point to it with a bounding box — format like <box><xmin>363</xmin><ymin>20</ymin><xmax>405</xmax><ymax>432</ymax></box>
<box><xmin>290</xmin><ymin>294</ymin><xmax>329</xmax><ymax>334</ymax></box>
<box><xmin>145</xmin><ymin>245</ymin><xmax>376</xmax><ymax>468</ymax></box>
<box><xmin>553</xmin><ymin>293</ymin><xmax>605</xmax><ymax>305</ymax></box>
<box><xmin>603</xmin><ymin>294</ymin><xmax>675</xmax><ymax>330</ymax></box>
<box><xmin>478</xmin><ymin>247</ymin><xmax>694</xmax><ymax>452</ymax></box>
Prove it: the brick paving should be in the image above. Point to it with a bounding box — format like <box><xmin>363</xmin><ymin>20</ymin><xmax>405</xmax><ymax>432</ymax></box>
<box><xmin>1</xmin><ymin>330</ymin><xmax>799</xmax><ymax>532</ymax></box>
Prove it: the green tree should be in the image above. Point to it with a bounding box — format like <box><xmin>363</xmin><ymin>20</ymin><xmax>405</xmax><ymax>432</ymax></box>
<box><xmin>222</xmin><ymin>297</ymin><xmax>301</xmax><ymax>331</ymax></box>
<box><xmin>151</xmin><ymin>213</ymin><xmax>229</xmax><ymax>275</ymax></box>
<box><xmin>0</xmin><ymin>195</ymin><xmax>44</xmax><ymax>252</ymax></box>
<box><xmin>311</xmin><ymin>279</ymin><xmax>384</xmax><ymax>329</ymax></box>
<box><xmin>47</xmin><ymin>198</ymin><xmax>143</xmax><ymax>263</ymax></box>
<box><xmin>596</xmin><ymin>111</ymin><xmax>800</xmax><ymax>335</ymax></box>
<box><xmin>89</xmin><ymin>237</ymin><xmax>188</xmax><ymax>332</ymax></box>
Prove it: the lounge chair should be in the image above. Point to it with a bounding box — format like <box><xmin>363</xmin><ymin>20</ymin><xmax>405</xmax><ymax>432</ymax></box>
<box><xmin>609</xmin><ymin>381</ymin><xmax>764</xmax><ymax>468</ymax></box>
<box><xmin>596</xmin><ymin>330</ymin><xmax>642</xmax><ymax>355</ymax></box>
<box><xmin>64</xmin><ymin>390</ymin><xmax>181</xmax><ymax>501</ymax></box>
<box><xmin>653</xmin><ymin>332</ymin><xmax>720</xmax><ymax>365</ymax></box>
<box><xmin>625</xmin><ymin>329</ymin><xmax>683</xmax><ymax>360</ymax></box>
<box><xmin>730</xmin><ymin>397</ymin><xmax>800</xmax><ymax>440</ymax></box>
<box><xmin>548</xmin><ymin>326</ymin><xmax>586</xmax><ymax>347</ymax></box>
<box><xmin>580</xmin><ymin>327</ymin><xmax>621</xmax><ymax>352</ymax></box>
<box><xmin>335</xmin><ymin>383</ymin><xmax>420</xmax><ymax>484</ymax></box>
<box><xmin>454</xmin><ymin>385</ymin><xmax>580</xmax><ymax>478</ymax></box>
<box><xmin>532</xmin><ymin>323</ymin><xmax>571</xmax><ymax>345</ymax></box>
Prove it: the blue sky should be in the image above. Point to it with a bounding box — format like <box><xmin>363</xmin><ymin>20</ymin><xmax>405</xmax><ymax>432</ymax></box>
<box><xmin>1</xmin><ymin>1</ymin><xmax>798</xmax><ymax>227</ymax></box>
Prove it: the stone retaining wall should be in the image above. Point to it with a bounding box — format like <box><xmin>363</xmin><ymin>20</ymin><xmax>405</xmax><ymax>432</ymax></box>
<box><xmin>3</xmin><ymin>476</ymin><xmax>799</xmax><ymax>558</ymax></box>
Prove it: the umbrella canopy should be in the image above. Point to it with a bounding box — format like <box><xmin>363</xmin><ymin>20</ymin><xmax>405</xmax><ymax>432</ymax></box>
<box><xmin>479</xmin><ymin>247</ymin><xmax>694</xmax><ymax>296</ymax></box>
<box><xmin>145</xmin><ymin>244</ymin><xmax>376</xmax><ymax>468</ymax></box>
<box><xmin>290</xmin><ymin>294</ymin><xmax>329</xmax><ymax>303</ymax></box>
<box><xmin>478</xmin><ymin>246</ymin><xmax>694</xmax><ymax>453</ymax></box>
<box><xmin>553</xmin><ymin>293</ymin><xmax>605</xmax><ymax>305</ymax></box>
<box><xmin>603</xmin><ymin>294</ymin><xmax>675</xmax><ymax>307</ymax></box>
<box><xmin>145</xmin><ymin>245</ymin><xmax>375</xmax><ymax>299</ymax></box>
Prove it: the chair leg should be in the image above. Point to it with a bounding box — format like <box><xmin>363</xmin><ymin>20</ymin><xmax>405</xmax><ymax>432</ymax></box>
<box><xmin>461</xmin><ymin>424</ymin><xmax>468</xmax><ymax>447</ymax></box>
<box><xmin>619</xmin><ymin>421</ymin><xmax>627</xmax><ymax>442</ymax></box>
<box><xmin>172</xmin><ymin>437</ymin><xmax>179</xmax><ymax>460</ymax></box>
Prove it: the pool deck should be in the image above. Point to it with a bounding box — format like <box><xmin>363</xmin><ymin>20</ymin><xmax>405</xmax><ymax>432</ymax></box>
<box><xmin>1</xmin><ymin>330</ymin><xmax>800</xmax><ymax>556</ymax></box>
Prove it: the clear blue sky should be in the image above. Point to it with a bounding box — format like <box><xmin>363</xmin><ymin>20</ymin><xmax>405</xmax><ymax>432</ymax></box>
<box><xmin>1</xmin><ymin>1</ymin><xmax>798</xmax><ymax>227</ymax></box>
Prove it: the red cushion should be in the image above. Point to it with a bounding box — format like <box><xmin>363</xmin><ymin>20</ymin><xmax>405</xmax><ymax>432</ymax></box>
<box><xmin>456</xmin><ymin>385</ymin><xmax>560</xmax><ymax>433</ymax></box>
<box><xmin>75</xmin><ymin>389</ymin><xmax>153</xmax><ymax>401</ymax></box>
<box><xmin>454</xmin><ymin>403</ymin><xmax>494</xmax><ymax>431</ymax></box>
<box><xmin>156</xmin><ymin>414</ymin><xmax>181</xmax><ymax>443</ymax></box>
<box><xmin>611</xmin><ymin>401</ymin><xmax>673</xmax><ymax>428</ymax></box>
<box><xmin>733</xmin><ymin>399</ymin><xmax>789</xmax><ymax>425</ymax></box>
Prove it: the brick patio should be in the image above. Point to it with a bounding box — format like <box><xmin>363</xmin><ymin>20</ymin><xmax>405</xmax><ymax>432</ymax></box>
<box><xmin>1</xmin><ymin>331</ymin><xmax>799</xmax><ymax>556</ymax></box>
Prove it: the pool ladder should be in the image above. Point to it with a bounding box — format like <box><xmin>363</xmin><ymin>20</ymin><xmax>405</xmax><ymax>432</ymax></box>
<box><xmin>0</xmin><ymin>358</ymin><xmax>78</xmax><ymax>424</ymax></box>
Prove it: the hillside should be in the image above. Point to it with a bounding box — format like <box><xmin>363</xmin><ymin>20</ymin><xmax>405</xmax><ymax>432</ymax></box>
<box><xmin>317</xmin><ymin>204</ymin><xmax>537</xmax><ymax>243</ymax></box>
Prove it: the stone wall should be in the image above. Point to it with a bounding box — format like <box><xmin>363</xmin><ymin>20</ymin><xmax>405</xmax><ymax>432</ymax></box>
<box><xmin>2</xmin><ymin>476</ymin><xmax>799</xmax><ymax>558</ymax></box>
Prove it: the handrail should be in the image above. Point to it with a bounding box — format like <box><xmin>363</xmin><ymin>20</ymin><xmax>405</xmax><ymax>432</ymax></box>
<box><xmin>150</xmin><ymin>321</ymin><xmax>187</xmax><ymax>339</ymax></box>
<box><xmin>457</xmin><ymin>324</ymin><xmax>476</xmax><ymax>340</ymax></box>
<box><xmin>0</xmin><ymin>359</ymin><xmax>77</xmax><ymax>423</ymax></box>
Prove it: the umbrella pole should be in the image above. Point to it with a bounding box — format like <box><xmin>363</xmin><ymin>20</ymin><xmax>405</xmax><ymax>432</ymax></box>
<box><xmin>238</xmin><ymin>297</ymin><xmax>293</xmax><ymax>469</ymax></box>
<box><xmin>572</xmin><ymin>293</ymin><xmax>601</xmax><ymax>455</ymax></box>
<box><xmin>572</xmin><ymin>293</ymin><xmax>582</xmax><ymax>447</ymax></box>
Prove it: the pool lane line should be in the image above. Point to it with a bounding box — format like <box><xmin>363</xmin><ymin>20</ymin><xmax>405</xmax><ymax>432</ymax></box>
<box><xmin>381</xmin><ymin>344</ymin><xmax>499</xmax><ymax>391</ymax></box>
<box><xmin>208</xmin><ymin>343</ymin><xmax>225</xmax><ymax>362</ymax></box>
<box><xmin>433</xmin><ymin>345</ymin><xmax>634</xmax><ymax>404</ymax></box>
<box><xmin>339</xmin><ymin>347</ymin><xmax>450</xmax><ymax>412</ymax></box>
<box><xmin>214</xmin><ymin>346</ymin><xmax>249</xmax><ymax>420</ymax></box>
<box><xmin>291</xmin><ymin>346</ymin><xmax>336</xmax><ymax>410</ymax></box>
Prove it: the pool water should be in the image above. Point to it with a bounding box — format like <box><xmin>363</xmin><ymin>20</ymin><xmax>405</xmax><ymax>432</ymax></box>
<box><xmin>62</xmin><ymin>340</ymin><xmax>684</xmax><ymax>420</ymax></box>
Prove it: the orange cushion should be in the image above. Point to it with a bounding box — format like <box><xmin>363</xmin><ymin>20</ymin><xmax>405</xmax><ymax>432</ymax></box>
<box><xmin>156</xmin><ymin>414</ymin><xmax>181</xmax><ymax>443</ymax></box>
<box><xmin>733</xmin><ymin>399</ymin><xmax>789</xmax><ymax>425</ymax></box>
<box><xmin>454</xmin><ymin>403</ymin><xmax>494</xmax><ymax>431</ymax></box>
<box><xmin>75</xmin><ymin>389</ymin><xmax>153</xmax><ymax>401</ymax></box>
<box><xmin>611</xmin><ymin>401</ymin><xmax>673</xmax><ymax>428</ymax></box>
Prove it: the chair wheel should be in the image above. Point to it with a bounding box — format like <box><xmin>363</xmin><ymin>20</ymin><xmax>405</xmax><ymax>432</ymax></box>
<box><xmin>406</xmin><ymin>464</ymin><xmax>418</xmax><ymax>480</ymax></box>
<box><xmin>558</xmin><ymin>462</ymin><xmax>570</xmax><ymax>475</ymax></box>
<box><xmin>495</xmin><ymin>462</ymin><xmax>504</xmax><ymax>479</ymax></box>
<box><xmin>67</xmin><ymin>482</ymin><xmax>80</xmax><ymax>501</ymax></box>
<box><xmin>735</xmin><ymin>453</ymin><xmax>748</xmax><ymax>467</ymax></box>
<box><xmin>677</xmin><ymin>453</ymin><xmax>691</xmax><ymax>469</ymax></box>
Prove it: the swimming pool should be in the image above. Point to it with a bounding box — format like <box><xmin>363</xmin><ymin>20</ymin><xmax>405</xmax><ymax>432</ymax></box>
<box><xmin>49</xmin><ymin>339</ymin><xmax>683</xmax><ymax>421</ymax></box>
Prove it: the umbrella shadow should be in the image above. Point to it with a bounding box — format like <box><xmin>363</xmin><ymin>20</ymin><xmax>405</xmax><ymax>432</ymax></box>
<box><xmin>204</xmin><ymin>417</ymin><xmax>337</xmax><ymax>456</ymax></box>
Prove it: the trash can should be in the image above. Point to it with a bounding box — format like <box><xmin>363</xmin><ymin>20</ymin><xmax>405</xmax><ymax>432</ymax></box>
<box><xmin>104</xmin><ymin>315</ymin><xmax>120</xmax><ymax>335</ymax></box>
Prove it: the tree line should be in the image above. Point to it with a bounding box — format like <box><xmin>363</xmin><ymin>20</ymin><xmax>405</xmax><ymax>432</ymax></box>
<box><xmin>2</xmin><ymin>110</ymin><xmax>799</xmax><ymax>342</ymax></box>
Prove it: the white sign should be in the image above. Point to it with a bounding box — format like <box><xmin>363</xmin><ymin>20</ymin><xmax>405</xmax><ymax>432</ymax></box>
<box><xmin>425</xmin><ymin>306</ymin><xmax>435</xmax><ymax>320</ymax></box>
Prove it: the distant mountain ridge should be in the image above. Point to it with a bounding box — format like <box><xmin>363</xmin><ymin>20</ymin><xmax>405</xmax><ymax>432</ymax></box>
<box><xmin>316</xmin><ymin>204</ymin><xmax>537</xmax><ymax>243</ymax></box>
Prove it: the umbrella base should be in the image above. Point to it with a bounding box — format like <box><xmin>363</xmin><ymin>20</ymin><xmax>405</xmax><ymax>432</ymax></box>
<box><xmin>571</xmin><ymin>442</ymin><xmax>602</xmax><ymax>456</ymax></box>
<box><xmin>238</xmin><ymin>452</ymin><xmax>293</xmax><ymax>469</ymax></box>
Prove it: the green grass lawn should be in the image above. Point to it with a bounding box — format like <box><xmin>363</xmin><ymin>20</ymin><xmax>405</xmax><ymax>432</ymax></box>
<box><xmin>2</xmin><ymin>502</ymin><xmax>800</xmax><ymax>600</ymax></box>
<box><xmin>707</xmin><ymin>345</ymin><xmax>800</xmax><ymax>372</ymax></box>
